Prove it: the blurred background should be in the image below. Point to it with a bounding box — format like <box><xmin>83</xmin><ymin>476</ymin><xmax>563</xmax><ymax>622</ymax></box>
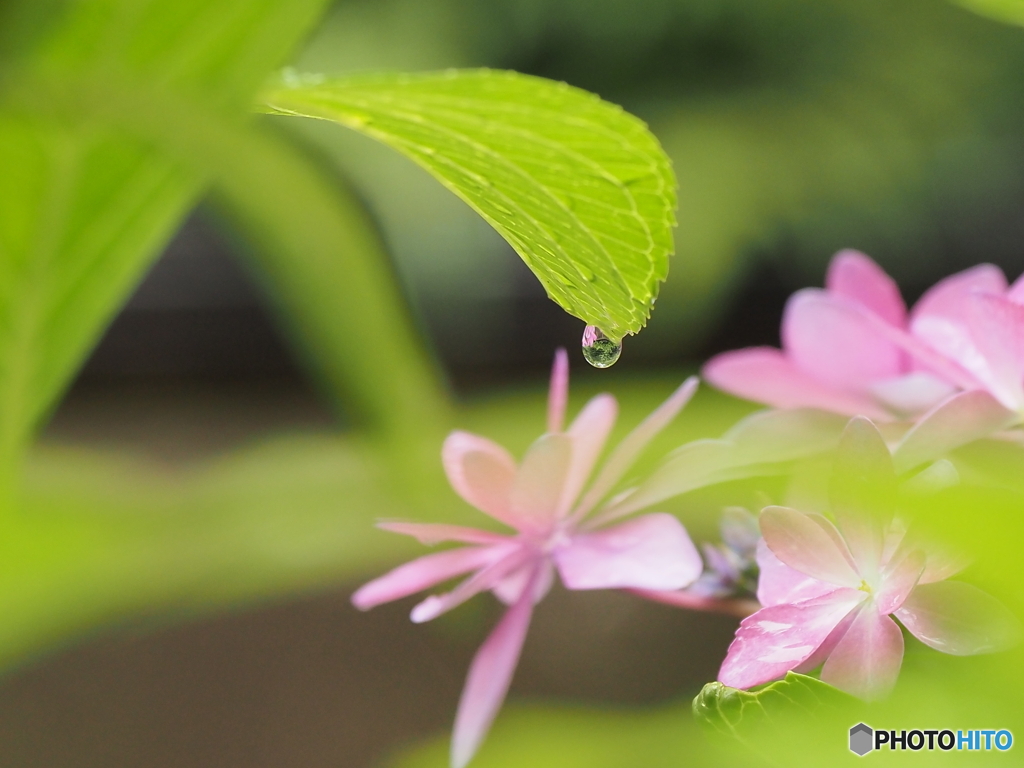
<box><xmin>4</xmin><ymin>0</ymin><xmax>1024</xmax><ymax>765</ymax></box>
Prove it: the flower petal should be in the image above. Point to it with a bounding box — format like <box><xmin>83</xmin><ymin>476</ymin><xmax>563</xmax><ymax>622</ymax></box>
<box><xmin>875</xmin><ymin>548</ymin><xmax>925</xmax><ymax>615</ymax></box>
<box><xmin>559</xmin><ymin>394</ymin><xmax>618</xmax><ymax>517</ymax></box>
<box><xmin>821</xmin><ymin>604</ymin><xmax>904</xmax><ymax>700</ymax></box>
<box><xmin>547</xmin><ymin>348</ymin><xmax>569</xmax><ymax>434</ymax></box>
<box><xmin>825</xmin><ymin>249</ymin><xmax>906</xmax><ymax>326</ymax></box>
<box><xmin>377</xmin><ymin>521</ymin><xmax>509</xmax><ymax>546</ymax></box>
<box><xmin>703</xmin><ymin>347</ymin><xmax>888</xmax><ymax>418</ymax></box>
<box><xmin>573</xmin><ymin>377</ymin><xmax>698</xmax><ymax>519</ymax></box>
<box><xmin>718</xmin><ymin>588</ymin><xmax>863</xmax><ymax>690</ymax></box>
<box><xmin>829</xmin><ymin>416</ymin><xmax>895</xmax><ymax>582</ymax></box>
<box><xmin>451</xmin><ymin>568</ymin><xmax>538</xmax><ymax>768</ymax></box>
<box><xmin>492</xmin><ymin>559</ymin><xmax>555</xmax><ymax>605</ymax></box>
<box><xmin>760</xmin><ymin>506</ymin><xmax>862</xmax><ymax>587</ymax></box>
<box><xmin>911</xmin><ymin>263</ymin><xmax>1007</xmax><ymax>324</ymax></box>
<box><xmin>783</xmin><ymin>289</ymin><xmax>905</xmax><ymax>391</ymax></box>
<box><xmin>891</xmin><ymin>390</ymin><xmax>1015</xmax><ymax>475</ymax></box>
<box><xmin>510</xmin><ymin>433</ymin><xmax>572</xmax><ymax>529</ymax></box>
<box><xmin>755</xmin><ymin>539</ymin><xmax>836</xmax><ymax>607</ymax></box>
<box><xmin>869</xmin><ymin>372</ymin><xmax>957</xmax><ymax>416</ymax></box>
<box><xmin>352</xmin><ymin>546</ymin><xmax>506</xmax><ymax>611</ymax></box>
<box><xmin>555</xmin><ymin>513</ymin><xmax>703</xmax><ymax>590</ymax></box>
<box><xmin>410</xmin><ymin>548</ymin><xmax>530</xmax><ymax>623</ymax></box>
<box><xmin>896</xmin><ymin>581</ymin><xmax>1022</xmax><ymax>655</ymax></box>
<box><xmin>443</xmin><ymin>431</ymin><xmax>519</xmax><ymax>527</ymax></box>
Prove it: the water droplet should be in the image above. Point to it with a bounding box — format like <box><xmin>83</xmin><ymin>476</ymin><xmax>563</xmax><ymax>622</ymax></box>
<box><xmin>581</xmin><ymin>325</ymin><xmax>621</xmax><ymax>368</ymax></box>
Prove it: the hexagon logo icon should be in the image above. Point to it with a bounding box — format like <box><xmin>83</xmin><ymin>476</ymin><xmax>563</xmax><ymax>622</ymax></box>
<box><xmin>849</xmin><ymin>723</ymin><xmax>873</xmax><ymax>756</ymax></box>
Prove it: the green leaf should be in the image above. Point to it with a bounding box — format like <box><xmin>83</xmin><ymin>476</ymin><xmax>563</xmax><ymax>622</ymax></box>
<box><xmin>0</xmin><ymin>0</ymin><xmax>454</xmax><ymax>475</ymax></box>
<box><xmin>260</xmin><ymin>69</ymin><xmax>678</xmax><ymax>340</ymax></box>
<box><xmin>693</xmin><ymin>673</ymin><xmax>856</xmax><ymax>745</ymax></box>
<box><xmin>952</xmin><ymin>0</ymin><xmax>1024</xmax><ymax>26</ymax></box>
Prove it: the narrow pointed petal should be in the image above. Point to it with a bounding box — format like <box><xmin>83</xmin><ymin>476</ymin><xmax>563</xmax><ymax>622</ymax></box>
<box><xmin>911</xmin><ymin>263</ymin><xmax>1007</xmax><ymax>324</ymax></box>
<box><xmin>574</xmin><ymin>377</ymin><xmax>698</xmax><ymax>518</ymax></box>
<box><xmin>826</xmin><ymin>249</ymin><xmax>906</xmax><ymax>326</ymax></box>
<box><xmin>896</xmin><ymin>581</ymin><xmax>1022</xmax><ymax>655</ymax></box>
<box><xmin>547</xmin><ymin>348</ymin><xmax>569</xmax><ymax>434</ymax></box>
<box><xmin>783</xmin><ymin>289</ymin><xmax>905</xmax><ymax>390</ymax></box>
<box><xmin>559</xmin><ymin>394</ymin><xmax>618</xmax><ymax>517</ymax></box>
<box><xmin>821</xmin><ymin>604</ymin><xmax>904</xmax><ymax>700</ymax></box>
<box><xmin>829</xmin><ymin>417</ymin><xmax>895</xmax><ymax>580</ymax></box>
<box><xmin>875</xmin><ymin>548</ymin><xmax>925</xmax><ymax>615</ymax></box>
<box><xmin>411</xmin><ymin>549</ymin><xmax>531</xmax><ymax>623</ymax></box>
<box><xmin>756</xmin><ymin>539</ymin><xmax>836</xmax><ymax>607</ymax></box>
<box><xmin>1008</xmin><ymin>271</ymin><xmax>1024</xmax><ymax>304</ymax></box>
<box><xmin>451</xmin><ymin>570</ymin><xmax>537</xmax><ymax>768</ymax></box>
<box><xmin>378</xmin><ymin>522</ymin><xmax>509</xmax><ymax>546</ymax></box>
<box><xmin>555</xmin><ymin>513</ymin><xmax>703</xmax><ymax>590</ymax></box>
<box><xmin>352</xmin><ymin>546</ymin><xmax>505</xmax><ymax>611</ymax></box>
<box><xmin>760</xmin><ymin>506</ymin><xmax>862</xmax><ymax>588</ymax></box>
<box><xmin>703</xmin><ymin>347</ymin><xmax>888</xmax><ymax>418</ymax></box>
<box><xmin>718</xmin><ymin>589</ymin><xmax>864</xmax><ymax>690</ymax></box>
<box><xmin>509</xmin><ymin>433</ymin><xmax>572</xmax><ymax>529</ymax></box>
<box><xmin>443</xmin><ymin>432</ymin><xmax>519</xmax><ymax>527</ymax></box>
<box><xmin>891</xmin><ymin>390</ymin><xmax>1015</xmax><ymax>475</ymax></box>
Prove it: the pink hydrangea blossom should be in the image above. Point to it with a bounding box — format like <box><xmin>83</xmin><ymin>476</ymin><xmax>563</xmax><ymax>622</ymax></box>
<box><xmin>352</xmin><ymin>350</ymin><xmax>705</xmax><ymax>767</ymax></box>
<box><xmin>718</xmin><ymin>418</ymin><xmax>1019</xmax><ymax>699</ymax></box>
<box><xmin>704</xmin><ymin>250</ymin><xmax>1024</xmax><ymax>423</ymax></box>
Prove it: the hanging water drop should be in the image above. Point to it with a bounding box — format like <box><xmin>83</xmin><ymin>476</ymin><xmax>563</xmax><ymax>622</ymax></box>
<box><xmin>581</xmin><ymin>325</ymin><xmax>622</xmax><ymax>368</ymax></box>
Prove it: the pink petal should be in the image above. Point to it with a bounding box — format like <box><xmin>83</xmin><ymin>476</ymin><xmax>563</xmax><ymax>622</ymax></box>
<box><xmin>760</xmin><ymin>506</ymin><xmax>862</xmax><ymax>588</ymax></box>
<box><xmin>958</xmin><ymin>294</ymin><xmax>1024</xmax><ymax>410</ymax></box>
<box><xmin>718</xmin><ymin>588</ymin><xmax>864</xmax><ymax>690</ymax></box>
<box><xmin>910</xmin><ymin>263</ymin><xmax>1007</xmax><ymax>324</ymax></box>
<box><xmin>755</xmin><ymin>539</ymin><xmax>836</xmax><ymax>607</ymax></box>
<box><xmin>509</xmin><ymin>433</ymin><xmax>572</xmax><ymax>530</ymax></box>
<box><xmin>547</xmin><ymin>348</ymin><xmax>569</xmax><ymax>433</ymax></box>
<box><xmin>829</xmin><ymin>416</ymin><xmax>894</xmax><ymax>583</ymax></box>
<box><xmin>869</xmin><ymin>372</ymin><xmax>957</xmax><ymax>416</ymax></box>
<box><xmin>1008</xmin><ymin>271</ymin><xmax>1024</xmax><ymax>304</ymax></box>
<box><xmin>821</xmin><ymin>603</ymin><xmax>904</xmax><ymax>700</ymax></box>
<box><xmin>554</xmin><ymin>513</ymin><xmax>703</xmax><ymax>591</ymax></box>
<box><xmin>492</xmin><ymin>559</ymin><xmax>554</xmax><ymax>605</ymax></box>
<box><xmin>573</xmin><ymin>376</ymin><xmax>698</xmax><ymax>519</ymax></box>
<box><xmin>703</xmin><ymin>347</ymin><xmax>889</xmax><ymax>418</ymax></box>
<box><xmin>442</xmin><ymin>432</ymin><xmax>520</xmax><ymax>527</ymax></box>
<box><xmin>891</xmin><ymin>390</ymin><xmax>1015</xmax><ymax>475</ymax></box>
<box><xmin>783</xmin><ymin>289</ymin><xmax>905</xmax><ymax>391</ymax></box>
<box><xmin>559</xmin><ymin>394</ymin><xmax>618</xmax><ymax>517</ymax></box>
<box><xmin>918</xmin><ymin>542</ymin><xmax>970</xmax><ymax>584</ymax></box>
<box><xmin>896</xmin><ymin>581</ymin><xmax>1022</xmax><ymax>655</ymax></box>
<box><xmin>451</xmin><ymin>568</ymin><xmax>538</xmax><ymax>768</ymax></box>
<box><xmin>411</xmin><ymin>548</ymin><xmax>531</xmax><ymax>623</ymax></box>
<box><xmin>377</xmin><ymin>521</ymin><xmax>509</xmax><ymax>546</ymax></box>
<box><xmin>825</xmin><ymin>249</ymin><xmax>906</xmax><ymax>326</ymax></box>
<box><xmin>352</xmin><ymin>546</ymin><xmax>507</xmax><ymax>611</ymax></box>
<box><xmin>875</xmin><ymin>548</ymin><xmax>925</xmax><ymax>615</ymax></box>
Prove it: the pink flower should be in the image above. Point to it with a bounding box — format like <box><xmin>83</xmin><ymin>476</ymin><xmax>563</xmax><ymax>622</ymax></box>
<box><xmin>353</xmin><ymin>350</ymin><xmax>704</xmax><ymax>767</ymax></box>
<box><xmin>703</xmin><ymin>250</ymin><xmax>1019</xmax><ymax>421</ymax></box>
<box><xmin>718</xmin><ymin>418</ymin><xmax>1019</xmax><ymax>700</ymax></box>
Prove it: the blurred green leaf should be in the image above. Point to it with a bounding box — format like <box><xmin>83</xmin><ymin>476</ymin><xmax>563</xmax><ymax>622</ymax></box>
<box><xmin>953</xmin><ymin>0</ymin><xmax>1024</xmax><ymax>26</ymax></box>
<box><xmin>261</xmin><ymin>69</ymin><xmax>678</xmax><ymax>341</ymax></box>
<box><xmin>0</xmin><ymin>0</ymin><xmax>332</xmax><ymax>478</ymax></box>
<box><xmin>693</xmin><ymin>673</ymin><xmax>856</xmax><ymax>743</ymax></box>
